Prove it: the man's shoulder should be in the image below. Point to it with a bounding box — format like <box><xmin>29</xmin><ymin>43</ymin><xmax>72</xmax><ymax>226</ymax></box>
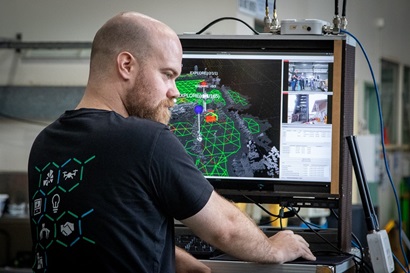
<box><xmin>64</xmin><ymin>109</ymin><xmax>168</xmax><ymax>130</ymax></box>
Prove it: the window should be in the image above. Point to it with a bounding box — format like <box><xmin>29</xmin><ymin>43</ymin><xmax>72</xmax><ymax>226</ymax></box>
<box><xmin>364</xmin><ymin>83</ymin><xmax>378</xmax><ymax>135</ymax></box>
<box><xmin>403</xmin><ymin>66</ymin><xmax>410</xmax><ymax>146</ymax></box>
<box><xmin>374</xmin><ymin>60</ymin><xmax>410</xmax><ymax>148</ymax></box>
<box><xmin>380</xmin><ymin>59</ymin><xmax>400</xmax><ymax>145</ymax></box>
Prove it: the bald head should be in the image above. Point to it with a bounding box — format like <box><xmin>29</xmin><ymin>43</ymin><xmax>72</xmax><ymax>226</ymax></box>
<box><xmin>78</xmin><ymin>12</ymin><xmax>182</xmax><ymax>119</ymax></box>
<box><xmin>89</xmin><ymin>11</ymin><xmax>177</xmax><ymax>76</ymax></box>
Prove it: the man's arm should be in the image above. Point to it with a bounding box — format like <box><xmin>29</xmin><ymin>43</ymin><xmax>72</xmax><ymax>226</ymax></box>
<box><xmin>175</xmin><ymin>246</ymin><xmax>211</xmax><ymax>273</ymax></box>
<box><xmin>181</xmin><ymin>191</ymin><xmax>316</xmax><ymax>264</ymax></box>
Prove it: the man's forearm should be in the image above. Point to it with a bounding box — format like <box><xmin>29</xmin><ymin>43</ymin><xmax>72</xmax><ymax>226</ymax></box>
<box><xmin>182</xmin><ymin>192</ymin><xmax>278</xmax><ymax>262</ymax></box>
<box><xmin>201</xmin><ymin>198</ymin><xmax>278</xmax><ymax>262</ymax></box>
<box><xmin>181</xmin><ymin>191</ymin><xmax>315</xmax><ymax>264</ymax></box>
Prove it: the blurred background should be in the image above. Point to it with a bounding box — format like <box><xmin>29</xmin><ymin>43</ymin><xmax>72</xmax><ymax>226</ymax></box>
<box><xmin>0</xmin><ymin>0</ymin><xmax>409</xmax><ymax>270</ymax></box>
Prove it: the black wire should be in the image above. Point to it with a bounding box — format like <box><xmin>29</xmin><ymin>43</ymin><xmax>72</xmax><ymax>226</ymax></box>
<box><xmin>243</xmin><ymin>197</ymin><xmax>374</xmax><ymax>272</ymax></box>
<box><xmin>291</xmin><ymin>207</ymin><xmax>376</xmax><ymax>273</ymax></box>
<box><xmin>289</xmin><ymin>207</ymin><xmax>341</xmax><ymax>253</ymax></box>
<box><xmin>351</xmin><ymin>232</ymin><xmax>365</xmax><ymax>271</ymax></box>
<box><xmin>259</xmin><ymin>216</ymin><xmax>279</xmax><ymax>226</ymax></box>
<box><xmin>351</xmin><ymin>232</ymin><xmax>364</xmax><ymax>257</ymax></box>
<box><xmin>335</xmin><ymin>0</ymin><xmax>339</xmax><ymax>15</ymax></box>
<box><xmin>240</xmin><ymin>194</ymin><xmax>279</xmax><ymax>217</ymax></box>
<box><xmin>240</xmin><ymin>194</ymin><xmax>301</xmax><ymax>219</ymax></box>
<box><xmin>243</xmin><ymin>200</ymin><xmax>374</xmax><ymax>272</ymax></box>
<box><xmin>342</xmin><ymin>0</ymin><xmax>347</xmax><ymax>17</ymax></box>
<box><xmin>279</xmin><ymin>206</ymin><xmax>283</xmax><ymax>230</ymax></box>
<box><xmin>195</xmin><ymin>17</ymin><xmax>260</xmax><ymax>35</ymax></box>
<box><xmin>297</xmin><ymin>207</ymin><xmax>376</xmax><ymax>273</ymax></box>
<box><xmin>332</xmin><ymin>209</ymin><xmax>374</xmax><ymax>273</ymax></box>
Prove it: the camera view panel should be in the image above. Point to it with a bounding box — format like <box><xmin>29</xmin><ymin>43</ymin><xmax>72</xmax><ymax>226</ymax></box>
<box><xmin>285</xmin><ymin>60</ymin><xmax>332</xmax><ymax>92</ymax></box>
<box><xmin>170</xmin><ymin>54</ymin><xmax>283</xmax><ymax>180</ymax></box>
<box><xmin>280</xmin><ymin>56</ymin><xmax>334</xmax><ymax>182</ymax></box>
<box><xmin>286</xmin><ymin>93</ymin><xmax>330</xmax><ymax>125</ymax></box>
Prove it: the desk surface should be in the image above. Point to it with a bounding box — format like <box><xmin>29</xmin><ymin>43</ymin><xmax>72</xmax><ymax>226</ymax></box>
<box><xmin>200</xmin><ymin>255</ymin><xmax>354</xmax><ymax>273</ymax></box>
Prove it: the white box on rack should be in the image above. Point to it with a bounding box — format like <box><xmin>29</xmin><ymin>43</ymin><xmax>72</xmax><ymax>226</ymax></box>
<box><xmin>281</xmin><ymin>19</ymin><xmax>329</xmax><ymax>35</ymax></box>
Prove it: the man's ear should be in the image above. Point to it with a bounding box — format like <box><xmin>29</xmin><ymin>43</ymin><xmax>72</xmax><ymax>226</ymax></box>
<box><xmin>117</xmin><ymin>51</ymin><xmax>136</xmax><ymax>80</ymax></box>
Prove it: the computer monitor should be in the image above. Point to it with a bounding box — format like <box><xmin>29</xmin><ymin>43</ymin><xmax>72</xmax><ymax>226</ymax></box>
<box><xmin>172</xmin><ymin>35</ymin><xmax>355</xmax><ymax>211</ymax></box>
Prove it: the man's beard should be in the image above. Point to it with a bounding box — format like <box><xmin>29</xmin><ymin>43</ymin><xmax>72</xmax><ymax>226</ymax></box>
<box><xmin>125</xmin><ymin>85</ymin><xmax>174</xmax><ymax>125</ymax></box>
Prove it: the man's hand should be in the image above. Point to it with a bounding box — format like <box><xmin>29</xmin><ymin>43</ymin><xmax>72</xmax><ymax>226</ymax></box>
<box><xmin>182</xmin><ymin>191</ymin><xmax>316</xmax><ymax>264</ymax></box>
<box><xmin>175</xmin><ymin>247</ymin><xmax>211</xmax><ymax>273</ymax></box>
<box><xmin>268</xmin><ymin>230</ymin><xmax>316</xmax><ymax>263</ymax></box>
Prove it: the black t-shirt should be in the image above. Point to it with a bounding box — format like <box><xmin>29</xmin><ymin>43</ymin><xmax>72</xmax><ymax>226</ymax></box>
<box><xmin>28</xmin><ymin>109</ymin><xmax>213</xmax><ymax>273</ymax></box>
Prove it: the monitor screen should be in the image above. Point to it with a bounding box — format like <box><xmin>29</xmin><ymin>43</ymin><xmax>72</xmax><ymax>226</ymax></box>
<box><xmin>172</xmin><ymin>36</ymin><xmax>343</xmax><ymax>206</ymax></box>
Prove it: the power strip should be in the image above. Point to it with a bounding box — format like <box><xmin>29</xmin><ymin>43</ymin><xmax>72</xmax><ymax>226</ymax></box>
<box><xmin>367</xmin><ymin>230</ymin><xmax>395</xmax><ymax>273</ymax></box>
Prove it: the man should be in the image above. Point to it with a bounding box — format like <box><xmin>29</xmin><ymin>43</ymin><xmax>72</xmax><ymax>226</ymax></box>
<box><xmin>290</xmin><ymin>69</ymin><xmax>299</xmax><ymax>91</ymax></box>
<box><xmin>28</xmin><ymin>11</ymin><xmax>315</xmax><ymax>273</ymax></box>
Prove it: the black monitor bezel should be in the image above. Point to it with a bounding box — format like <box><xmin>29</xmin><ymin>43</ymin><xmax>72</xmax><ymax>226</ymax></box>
<box><xmin>178</xmin><ymin>35</ymin><xmax>341</xmax><ymax>206</ymax></box>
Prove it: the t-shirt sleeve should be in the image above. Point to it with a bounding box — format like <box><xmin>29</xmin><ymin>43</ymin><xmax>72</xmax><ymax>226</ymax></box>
<box><xmin>149</xmin><ymin>128</ymin><xmax>214</xmax><ymax>220</ymax></box>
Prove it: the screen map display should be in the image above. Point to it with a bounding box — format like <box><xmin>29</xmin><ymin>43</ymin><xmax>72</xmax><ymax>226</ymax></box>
<box><xmin>170</xmin><ymin>53</ymin><xmax>334</xmax><ymax>183</ymax></box>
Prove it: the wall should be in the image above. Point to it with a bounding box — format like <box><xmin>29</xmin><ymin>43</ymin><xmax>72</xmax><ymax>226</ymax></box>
<box><xmin>0</xmin><ymin>0</ymin><xmax>252</xmax><ymax>86</ymax></box>
<box><xmin>2</xmin><ymin>0</ymin><xmax>409</xmax><ymax>86</ymax></box>
<box><xmin>0</xmin><ymin>0</ymin><xmax>409</xmax><ymax>227</ymax></box>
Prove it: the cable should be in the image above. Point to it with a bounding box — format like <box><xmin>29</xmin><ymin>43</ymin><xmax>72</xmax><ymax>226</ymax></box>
<box><xmin>279</xmin><ymin>206</ymin><xmax>284</xmax><ymax>230</ymax></box>
<box><xmin>394</xmin><ymin>253</ymin><xmax>409</xmax><ymax>273</ymax></box>
<box><xmin>249</xmin><ymin>203</ymin><xmax>373</xmax><ymax>272</ymax></box>
<box><xmin>240</xmin><ymin>194</ymin><xmax>300</xmax><ymax>219</ymax></box>
<box><xmin>351</xmin><ymin>236</ymin><xmax>365</xmax><ymax>270</ymax></box>
<box><xmin>259</xmin><ymin>216</ymin><xmax>280</xmax><ymax>226</ymax></box>
<box><xmin>259</xmin><ymin>202</ymin><xmax>370</xmax><ymax>271</ymax></box>
<box><xmin>293</xmin><ymin>207</ymin><xmax>374</xmax><ymax>272</ymax></box>
<box><xmin>290</xmin><ymin>207</ymin><xmax>373</xmax><ymax>273</ymax></box>
<box><xmin>341</xmin><ymin>29</ymin><xmax>409</xmax><ymax>273</ymax></box>
<box><xmin>288</xmin><ymin>207</ymin><xmax>342</xmax><ymax>253</ymax></box>
<box><xmin>240</xmin><ymin>194</ymin><xmax>279</xmax><ymax>216</ymax></box>
<box><xmin>273</xmin><ymin>0</ymin><xmax>278</xmax><ymax>22</ymax></box>
<box><xmin>272</xmin><ymin>0</ymin><xmax>277</xmax><ymax>19</ymax></box>
<box><xmin>342</xmin><ymin>0</ymin><xmax>347</xmax><ymax>17</ymax></box>
<box><xmin>332</xmin><ymin>209</ymin><xmax>374</xmax><ymax>272</ymax></box>
<box><xmin>335</xmin><ymin>0</ymin><xmax>339</xmax><ymax>15</ymax></box>
<box><xmin>195</xmin><ymin>17</ymin><xmax>260</xmax><ymax>35</ymax></box>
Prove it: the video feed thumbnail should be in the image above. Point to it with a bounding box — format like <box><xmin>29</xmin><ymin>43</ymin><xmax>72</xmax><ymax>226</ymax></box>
<box><xmin>285</xmin><ymin>61</ymin><xmax>331</xmax><ymax>92</ymax></box>
<box><xmin>286</xmin><ymin>93</ymin><xmax>329</xmax><ymax>125</ymax></box>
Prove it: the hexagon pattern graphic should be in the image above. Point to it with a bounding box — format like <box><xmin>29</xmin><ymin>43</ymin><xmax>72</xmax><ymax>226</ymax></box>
<box><xmin>31</xmin><ymin>156</ymin><xmax>96</xmax><ymax>272</ymax></box>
